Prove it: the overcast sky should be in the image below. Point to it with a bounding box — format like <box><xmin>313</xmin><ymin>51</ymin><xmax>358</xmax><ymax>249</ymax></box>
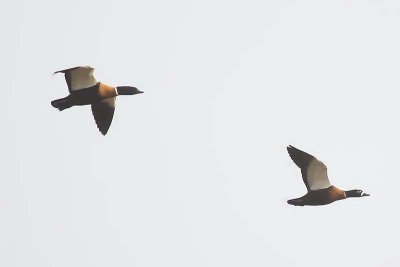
<box><xmin>2</xmin><ymin>0</ymin><xmax>400</xmax><ymax>266</ymax></box>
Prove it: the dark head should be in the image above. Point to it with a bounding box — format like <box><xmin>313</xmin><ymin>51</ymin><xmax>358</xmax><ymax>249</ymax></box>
<box><xmin>345</xmin><ymin>190</ymin><xmax>370</xmax><ymax>198</ymax></box>
<box><xmin>116</xmin><ymin>86</ymin><xmax>143</xmax><ymax>95</ymax></box>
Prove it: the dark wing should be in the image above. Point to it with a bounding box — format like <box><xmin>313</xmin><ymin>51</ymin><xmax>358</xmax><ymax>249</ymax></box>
<box><xmin>91</xmin><ymin>98</ymin><xmax>115</xmax><ymax>135</ymax></box>
<box><xmin>54</xmin><ymin>67</ymin><xmax>81</xmax><ymax>92</ymax></box>
<box><xmin>287</xmin><ymin>145</ymin><xmax>316</xmax><ymax>191</ymax></box>
<box><xmin>54</xmin><ymin>66</ymin><xmax>81</xmax><ymax>73</ymax></box>
<box><xmin>287</xmin><ymin>145</ymin><xmax>331</xmax><ymax>191</ymax></box>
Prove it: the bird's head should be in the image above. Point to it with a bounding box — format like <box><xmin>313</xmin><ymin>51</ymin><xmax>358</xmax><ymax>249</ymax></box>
<box><xmin>116</xmin><ymin>86</ymin><xmax>143</xmax><ymax>95</ymax></box>
<box><xmin>345</xmin><ymin>189</ymin><xmax>370</xmax><ymax>198</ymax></box>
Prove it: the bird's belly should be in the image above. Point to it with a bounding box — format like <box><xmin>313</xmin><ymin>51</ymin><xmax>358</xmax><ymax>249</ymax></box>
<box><xmin>70</xmin><ymin>84</ymin><xmax>102</xmax><ymax>105</ymax></box>
<box><xmin>305</xmin><ymin>186</ymin><xmax>346</xmax><ymax>205</ymax></box>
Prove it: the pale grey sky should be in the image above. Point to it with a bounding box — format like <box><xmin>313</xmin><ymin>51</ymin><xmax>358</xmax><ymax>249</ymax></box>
<box><xmin>2</xmin><ymin>0</ymin><xmax>400</xmax><ymax>266</ymax></box>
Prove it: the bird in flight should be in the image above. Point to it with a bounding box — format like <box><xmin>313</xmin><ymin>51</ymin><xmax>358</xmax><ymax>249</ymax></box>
<box><xmin>51</xmin><ymin>66</ymin><xmax>143</xmax><ymax>135</ymax></box>
<box><xmin>286</xmin><ymin>145</ymin><xmax>369</xmax><ymax>206</ymax></box>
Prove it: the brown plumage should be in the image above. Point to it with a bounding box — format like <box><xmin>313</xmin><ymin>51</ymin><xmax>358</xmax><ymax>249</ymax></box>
<box><xmin>286</xmin><ymin>145</ymin><xmax>369</xmax><ymax>206</ymax></box>
<box><xmin>51</xmin><ymin>66</ymin><xmax>142</xmax><ymax>135</ymax></box>
<box><xmin>287</xmin><ymin>186</ymin><xmax>346</xmax><ymax>206</ymax></box>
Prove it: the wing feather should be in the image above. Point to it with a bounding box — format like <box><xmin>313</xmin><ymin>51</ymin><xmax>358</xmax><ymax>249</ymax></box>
<box><xmin>287</xmin><ymin>145</ymin><xmax>331</xmax><ymax>191</ymax></box>
<box><xmin>54</xmin><ymin>66</ymin><xmax>98</xmax><ymax>92</ymax></box>
<box><xmin>91</xmin><ymin>98</ymin><xmax>115</xmax><ymax>135</ymax></box>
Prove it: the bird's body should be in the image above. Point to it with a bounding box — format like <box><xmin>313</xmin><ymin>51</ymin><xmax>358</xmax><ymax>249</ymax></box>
<box><xmin>286</xmin><ymin>145</ymin><xmax>369</xmax><ymax>206</ymax></box>
<box><xmin>51</xmin><ymin>66</ymin><xmax>142</xmax><ymax>135</ymax></box>
<box><xmin>287</xmin><ymin>186</ymin><xmax>346</xmax><ymax>206</ymax></box>
<box><xmin>52</xmin><ymin>82</ymin><xmax>116</xmax><ymax>108</ymax></box>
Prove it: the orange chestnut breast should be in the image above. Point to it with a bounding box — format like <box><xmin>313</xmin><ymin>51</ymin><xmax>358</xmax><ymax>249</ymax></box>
<box><xmin>98</xmin><ymin>82</ymin><xmax>117</xmax><ymax>98</ymax></box>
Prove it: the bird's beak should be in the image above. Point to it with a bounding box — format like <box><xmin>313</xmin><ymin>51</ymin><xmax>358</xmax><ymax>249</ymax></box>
<box><xmin>138</xmin><ymin>91</ymin><xmax>144</xmax><ymax>94</ymax></box>
<box><xmin>362</xmin><ymin>193</ymin><xmax>370</xmax><ymax>197</ymax></box>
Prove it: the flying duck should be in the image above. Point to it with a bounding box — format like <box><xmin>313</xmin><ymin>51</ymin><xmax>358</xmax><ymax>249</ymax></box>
<box><xmin>286</xmin><ymin>145</ymin><xmax>369</xmax><ymax>206</ymax></box>
<box><xmin>51</xmin><ymin>66</ymin><xmax>143</xmax><ymax>135</ymax></box>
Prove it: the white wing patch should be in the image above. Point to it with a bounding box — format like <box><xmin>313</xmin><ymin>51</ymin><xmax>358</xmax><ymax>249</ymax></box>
<box><xmin>306</xmin><ymin>159</ymin><xmax>331</xmax><ymax>190</ymax></box>
<box><xmin>70</xmin><ymin>66</ymin><xmax>98</xmax><ymax>91</ymax></box>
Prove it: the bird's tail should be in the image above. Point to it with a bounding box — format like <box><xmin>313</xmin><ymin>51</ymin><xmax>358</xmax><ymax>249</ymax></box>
<box><xmin>287</xmin><ymin>198</ymin><xmax>304</xmax><ymax>206</ymax></box>
<box><xmin>51</xmin><ymin>96</ymin><xmax>73</xmax><ymax>111</ymax></box>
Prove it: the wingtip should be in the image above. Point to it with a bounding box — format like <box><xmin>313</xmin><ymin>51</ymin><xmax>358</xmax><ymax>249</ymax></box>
<box><xmin>99</xmin><ymin>129</ymin><xmax>108</xmax><ymax>136</ymax></box>
<box><xmin>53</xmin><ymin>70</ymin><xmax>63</xmax><ymax>75</ymax></box>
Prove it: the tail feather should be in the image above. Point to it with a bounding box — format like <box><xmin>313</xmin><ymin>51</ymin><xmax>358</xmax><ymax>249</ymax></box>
<box><xmin>287</xmin><ymin>198</ymin><xmax>304</xmax><ymax>206</ymax></box>
<box><xmin>51</xmin><ymin>97</ymin><xmax>73</xmax><ymax>111</ymax></box>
